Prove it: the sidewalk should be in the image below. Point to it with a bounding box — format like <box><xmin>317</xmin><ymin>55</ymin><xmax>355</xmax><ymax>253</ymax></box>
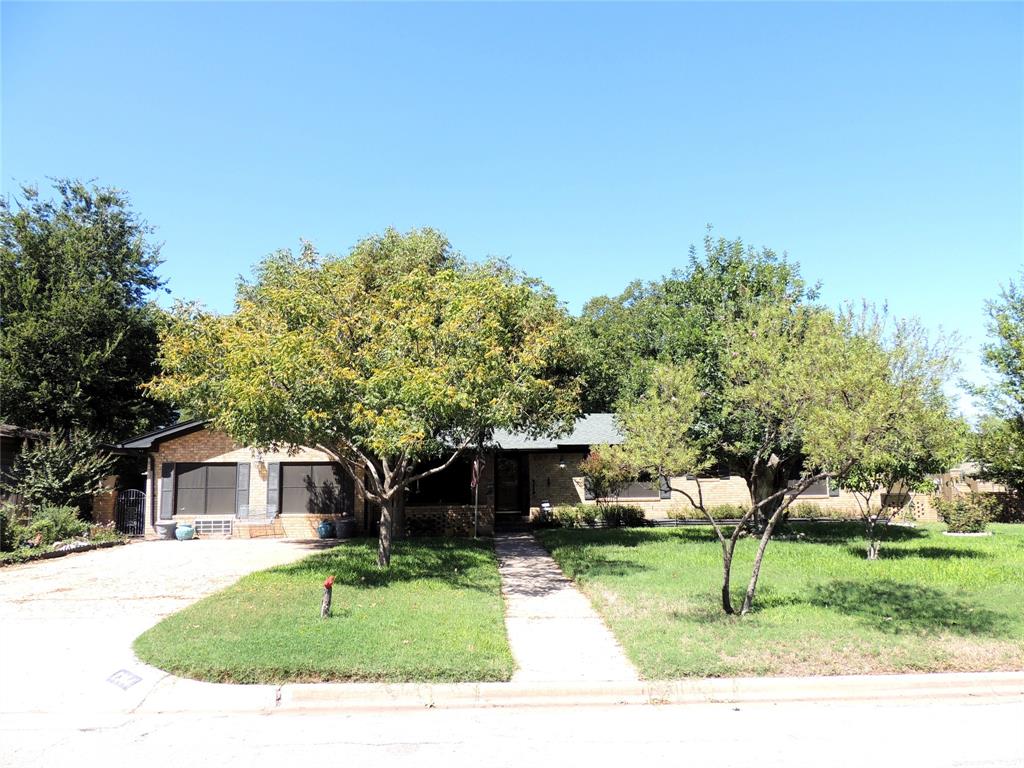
<box><xmin>494</xmin><ymin>533</ymin><xmax>639</xmax><ymax>683</ymax></box>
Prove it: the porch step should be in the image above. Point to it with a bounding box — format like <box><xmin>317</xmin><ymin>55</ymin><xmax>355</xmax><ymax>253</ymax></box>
<box><xmin>494</xmin><ymin>514</ymin><xmax>532</xmax><ymax>533</ymax></box>
<box><xmin>233</xmin><ymin>519</ymin><xmax>286</xmax><ymax>539</ymax></box>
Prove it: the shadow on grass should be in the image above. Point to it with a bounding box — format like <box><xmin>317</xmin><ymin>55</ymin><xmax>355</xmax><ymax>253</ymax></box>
<box><xmin>785</xmin><ymin>521</ymin><xmax>928</xmax><ymax>544</ymax></box>
<box><xmin>811</xmin><ymin>579</ymin><xmax>1011</xmax><ymax>637</ymax></box>
<box><xmin>538</xmin><ymin>526</ymin><xmax>718</xmax><ymax>550</ymax></box>
<box><xmin>847</xmin><ymin>546</ymin><xmax>991</xmax><ymax>561</ymax></box>
<box><xmin>270</xmin><ymin>537</ymin><xmax>498</xmax><ymax>592</ymax></box>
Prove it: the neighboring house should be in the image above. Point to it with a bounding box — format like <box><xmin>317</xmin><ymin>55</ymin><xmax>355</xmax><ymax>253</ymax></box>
<box><xmin>116</xmin><ymin>414</ymin><xmax>929</xmax><ymax>539</ymax></box>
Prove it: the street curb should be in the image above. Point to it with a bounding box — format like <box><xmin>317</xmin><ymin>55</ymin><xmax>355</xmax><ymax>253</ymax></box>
<box><xmin>273</xmin><ymin>671</ymin><xmax>1024</xmax><ymax>713</ymax></box>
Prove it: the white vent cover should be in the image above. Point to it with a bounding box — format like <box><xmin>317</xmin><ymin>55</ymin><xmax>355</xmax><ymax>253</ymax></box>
<box><xmin>193</xmin><ymin>518</ymin><xmax>233</xmax><ymax>537</ymax></box>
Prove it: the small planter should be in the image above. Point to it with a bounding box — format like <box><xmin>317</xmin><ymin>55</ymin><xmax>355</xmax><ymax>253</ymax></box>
<box><xmin>155</xmin><ymin>520</ymin><xmax>177</xmax><ymax>540</ymax></box>
<box><xmin>175</xmin><ymin>523</ymin><xmax>195</xmax><ymax>541</ymax></box>
<box><xmin>317</xmin><ymin>520</ymin><xmax>336</xmax><ymax>539</ymax></box>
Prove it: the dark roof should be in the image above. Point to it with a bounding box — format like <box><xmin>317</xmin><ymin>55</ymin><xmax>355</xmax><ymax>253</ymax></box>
<box><xmin>114</xmin><ymin>413</ymin><xmax>623</xmax><ymax>453</ymax></box>
<box><xmin>116</xmin><ymin>419</ymin><xmax>208</xmax><ymax>450</ymax></box>
<box><xmin>492</xmin><ymin>413</ymin><xmax>622</xmax><ymax>450</ymax></box>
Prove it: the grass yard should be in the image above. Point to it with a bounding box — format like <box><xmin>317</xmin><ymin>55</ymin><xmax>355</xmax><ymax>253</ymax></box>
<box><xmin>536</xmin><ymin>522</ymin><xmax>1024</xmax><ymax>679</ymax></box>
<box><xmin>134</xmin><ymin>538</ymin><xmax>514</xmax><ymax>683</ymax></box>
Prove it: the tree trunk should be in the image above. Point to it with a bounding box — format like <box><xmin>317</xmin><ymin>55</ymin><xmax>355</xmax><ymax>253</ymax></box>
<box><xmin>740</xmin><ymin>505</ymin><xmax>788</xmax><ymax>614</ymax></box>
<box><xmin>378</xmin><ymin>497</ymin><xmax>394</xmax><ymax>568</ymax></box>
<box><xmin>748</xmin><ymin>462</ymin><xmax>787</xmax><ymax>532</ymax></box>
<box><xmin>866</xmin><ymin>520</ymin><xmax>879</xmax><ymax>560</ymax></box>
<box><xmin>721</xmin><ymin>541</ymin><xmax>736</xmax><ymax>614</ymax></box>
<box><xmin>393</xmin><ymin>492</ymin><xmax>406</xmax><ymax>539</ymax></box>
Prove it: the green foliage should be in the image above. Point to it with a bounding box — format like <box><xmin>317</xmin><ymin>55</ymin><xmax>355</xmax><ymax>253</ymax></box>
<box><xmin>27</xmin><ymin>505</ymin><xmax>89</xmax><ymax>546</ymax></box>
<box><xmin>597</xmin><ymin>504</ymin><xmax>646</xmax><ymax>528</ymax></box>
<box><xmin>934</xmin><ymin>495</ymin><xmax>995</xmax><ymax>534</ymax></box>
<box><xmin>1</xmin><ymin>432</ymin><xmax>113</xmax><ymax>513</ymax></box>
<box><xmin>0</xmin><ymin>180</ymin><xmax>173</xmax><ymax>440</ymax></box>
<box><xmin>0</xmin><ymin>505</ymin><xmax>27</xmax><ymax>552</ymax></box>
<box><xmin>552</xmin><ymin>504</ymin><xmax>599</xmax><ymax>529</ymax></box>
<box><xmin>971</xmin><ymin>273</ymin><xmax>1024</xmax><ymax>493</ymax></box>
<box><xmin>579</xmin><ymin>446</ymin><xmax>635</xmax><ymax>502</ymax></box>
<box><xmin>150</xmin><ymin>228</ymin><xmax>582</xmax><ymax>565</ymax></box>
<box><xmin>668</xmin><ymin>503</ymin><xmax>747</xmax><ymax>520</ymax></box>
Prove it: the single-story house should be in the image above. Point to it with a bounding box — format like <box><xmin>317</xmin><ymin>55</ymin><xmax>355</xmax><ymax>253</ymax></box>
<box><xmin>114</xmin><ymin>414</ymin><xmax>935</xmax><ymax>539</ymax></box>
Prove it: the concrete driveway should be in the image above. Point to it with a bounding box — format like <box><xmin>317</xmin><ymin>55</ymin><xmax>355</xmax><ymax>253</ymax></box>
<box><xmin>0</xmin><ymin>538</ymin><xmax>323</xmax><ymax>721</ymax></box>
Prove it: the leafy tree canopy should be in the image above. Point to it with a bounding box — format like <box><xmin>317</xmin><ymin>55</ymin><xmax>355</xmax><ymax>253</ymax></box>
<box><xmin>0</xmin><ymin>180</ymin><xmax>173</xmax><ymax>441</ymax></box>
<box><xmin>150</xmin><ymin>227</ymin><xmax>582</xmax><ymax>565</ymax></box>
<box><xmin>973</xmin><ymin>273</ymin><xmax>1024</xmax><ymax>492</ymax></box>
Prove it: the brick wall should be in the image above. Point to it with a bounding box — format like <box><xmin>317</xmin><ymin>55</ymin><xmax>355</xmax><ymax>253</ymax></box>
<box><xmin>151</xmin><ymin>428</ymin><xmax>365</xmax><ymax>534</ymax></box>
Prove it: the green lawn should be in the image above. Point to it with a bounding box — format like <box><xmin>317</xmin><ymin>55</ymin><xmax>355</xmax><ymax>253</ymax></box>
<box><xmin>134</xmin><ymin>538</ymin><xmax>514</xmax><ymax>683</ymax></box>
<box><xmin>536</xmin><ymin>523</ymin><xmax>1024</xmax><ymax>679</ymax></box>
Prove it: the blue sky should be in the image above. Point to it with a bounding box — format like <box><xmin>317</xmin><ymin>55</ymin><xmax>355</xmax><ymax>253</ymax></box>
<box><xmin>3</xmin><ymin>2</ymin><xmax>1022</xmax><ymax>413</ymax></box>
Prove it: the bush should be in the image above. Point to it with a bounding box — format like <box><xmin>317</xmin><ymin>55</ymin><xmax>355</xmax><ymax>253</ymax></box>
<box><xmin>934</xmin><ymin>495</ymin><xmax>995</xmax><ymax>534</ymax></box>
<box><xmin>668</xmin><ymin>503</ymin><xmax>747</xmax><ymax>521</ymax></box>
<box><xmin>552</xmin><ymin>504</ymin><xmax>598</xmax><ymax>529</ymax></box>
<box><xmin>0</xmin><ymin>504</ymin><xmax>28</xmax><ymax>552</ymax></box>
<box><xmin>598</xmin><ymin>504</ymin><xmax>646</xmax><ymax>528</ymax></box>
<box><xmin>0</xmin><ymin>432</ymin><xmax>113</xmax><ymax>513</ymax></box>
<box><xmin>27</xmin><ymin>505</ymin><xmax>89</xmax><ymax>546</ymax></box>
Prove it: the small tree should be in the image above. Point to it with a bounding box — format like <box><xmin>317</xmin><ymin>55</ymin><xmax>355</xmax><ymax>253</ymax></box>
<box><xmin>579</xmin><ymin>446</ymin><xmax>634</xmax><ymax>504</ymax></box>
<box><xmin>0</xmin><ymin>432</ymin><xmax>113</xmax><ymax>515</ymax></box>
<box><xmin>616</xmin><ymin>303</ymin><xmax>951</xmax><ymax>614</ymax></box>
<box><xmin>842</xmin><ymin>314</ymin><xmax>965</xmax><ymax>558</ymax></box>
<box><xmin>150</xmin><ymin>229</ymin><xmax>581</xmax><ymax>566</ymax></box>
<box><xmin>972</xmin><ymin>272</ymin><xmax>1024</xmax><ymax>494</ymax></box>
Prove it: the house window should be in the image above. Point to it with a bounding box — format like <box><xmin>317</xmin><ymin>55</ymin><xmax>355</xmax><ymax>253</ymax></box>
<box><xmin>406</xmin><ymin>457</ymin><xmax>473</xmax><ymax>506</ymax></box>
<box><xmin>176</xmin><ymin>463</ymin><xmax>237</xmax><ymax>515</ymax></box>
<box><xmin>281</xmin><ymin>463</ymin><xmax>354</xmax><ymax>515</ymax></box>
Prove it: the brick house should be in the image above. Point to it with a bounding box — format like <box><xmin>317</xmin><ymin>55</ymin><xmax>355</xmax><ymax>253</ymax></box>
<box><xmin>116</xmin><ymin>413</ymin><xmax>935</xmax><ymax>539</ymax></box>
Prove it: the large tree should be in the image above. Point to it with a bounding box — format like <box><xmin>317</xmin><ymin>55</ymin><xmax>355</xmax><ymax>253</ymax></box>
<box><xmin>151</xmin><ymin>228</ymin><xmax>581</xmax><ymax>566</ymax></box>
<box><xmin>972</xmin><ymin>273</ymin><xmax>1024</xmax><ymax>493</ymax></box>
<box><xmin>0</xmin><ymin>180</ymin><xmax>173</xmax><ymax>441</ymax></box>
<box><xmin>576</xmin><ymin>231</ymin><xmax>818</xmax><ymax>526</ymax></box>
<box><xmin>612</xmin><ymin>304</ymin><xmax>957</xmax><ymax>614</ymax></box>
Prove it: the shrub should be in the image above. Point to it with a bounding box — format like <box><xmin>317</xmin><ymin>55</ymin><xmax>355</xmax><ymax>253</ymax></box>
<box><xmin>0</xmin><ymin>504</ymin><xmax>28</xmax><ymax>552</ymax></box>
<box><xmin>0</xmin><ymin>432</ymin><xmax>113</xmax><ymax>513</ymax></box>
<box><xmin>598</xmin><ymin>504</ymin><xmax>646</xmax><ymax>528</ymax></box>
<box><xmin>552</xmin><ymin>504</ymin><xmax>598</xmax><ymax>529</ymax></box>
<box><xmin>669</xmin><ymin>503</ymin><xmax>747</xmax><ymax>521</ymax></box>
<box><xmin>27</xmin><ymin>505</ymin><xmax>89</xmax><ymax>546</ymax></box>
<box><xmin>934</xmin><ymin>495</ymin><xmax>995</xmax><ymax>534</ymax></box>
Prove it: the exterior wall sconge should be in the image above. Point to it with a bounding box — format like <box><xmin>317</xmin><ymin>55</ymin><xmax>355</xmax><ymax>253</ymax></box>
<box><xmin>558</xmin><ymin>456</ymin><xmax>566</xmax><ymax>470</ymax></box>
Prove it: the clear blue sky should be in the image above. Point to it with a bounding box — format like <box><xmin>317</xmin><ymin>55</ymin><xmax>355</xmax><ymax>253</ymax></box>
<box><xmin>3</xmin><ymin>2</ymin><xmax>1022</xmax><ymax>412</ymax></box>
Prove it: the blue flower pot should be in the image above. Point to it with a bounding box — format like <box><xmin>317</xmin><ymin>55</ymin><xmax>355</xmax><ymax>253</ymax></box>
<box><xmin>175</xmin><ymin>523</ymin><xmax>195</xmax><ymax>541</ymax></box>
<box><xmin>317</xmin><ymin>520</ymin><xmax>336</xmax><ymax>539</ymax></box>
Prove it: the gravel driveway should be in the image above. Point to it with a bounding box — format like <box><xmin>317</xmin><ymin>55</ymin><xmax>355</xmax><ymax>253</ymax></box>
<box><xmin>0</xmin><ymin>538</ymin><xmax>323</xmax><ymax>719</ymax></box>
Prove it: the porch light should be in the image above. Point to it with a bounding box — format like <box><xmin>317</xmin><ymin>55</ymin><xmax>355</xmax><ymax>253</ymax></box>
<box><xmin>558</xmin><ymin>456</ymin><xmax>566</xmax><ymax>470</ymax></box>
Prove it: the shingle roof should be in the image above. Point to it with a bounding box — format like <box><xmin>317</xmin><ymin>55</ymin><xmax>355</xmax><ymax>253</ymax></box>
<box><xmin>115</xmin><ymin>414</ymin><xmax>623</xmax><ymax>453</ymax></box>
<box><xmin>116</xmin><ymin>419</ymin><xmax>208</xmax><ymax>450</ymax></box>
<box><xmin>492</xmin><ymin>413</ymin><xmax>622</xmax><ymax>450</ymax></box>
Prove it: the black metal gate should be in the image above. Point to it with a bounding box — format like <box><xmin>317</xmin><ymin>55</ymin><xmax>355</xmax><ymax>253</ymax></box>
<box><xmin>115</xmin><ymin>489</ymin><xmax>146</xmax><ymax>536</ymax></box>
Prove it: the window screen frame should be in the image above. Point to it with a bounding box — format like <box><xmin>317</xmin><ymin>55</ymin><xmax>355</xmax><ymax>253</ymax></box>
<box><xmin>174</xmin><ymin>462</ymin><xmax>238</xmax><ymax>516</ymax></box>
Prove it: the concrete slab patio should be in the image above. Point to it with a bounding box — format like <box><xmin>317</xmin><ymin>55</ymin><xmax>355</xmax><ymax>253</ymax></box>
<box><xmin>494</xmin><ymin>533</ymin><xmax>639</xmax><ymax>683</ymax></box>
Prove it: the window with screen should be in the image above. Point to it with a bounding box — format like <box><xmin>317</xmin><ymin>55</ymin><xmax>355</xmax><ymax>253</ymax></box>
<box><xmin>176</xmin><ymin>463</ymin><xmax>237</xmax><ymax>515</ymax></box>
<box><xmin>280</xmin><ymin>463</ymin><xmax>353</xmax><ymax>515</ymax></box>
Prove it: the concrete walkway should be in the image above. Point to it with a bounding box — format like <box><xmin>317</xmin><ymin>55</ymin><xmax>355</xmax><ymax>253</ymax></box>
<box><xmin>495</xmin><ymin>533</ymin><xmax>639</xmax><ymax>683</ymax></box>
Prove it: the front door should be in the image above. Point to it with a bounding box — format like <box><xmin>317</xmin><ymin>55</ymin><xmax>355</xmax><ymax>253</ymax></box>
<box><xmin>495</xmin><ymin>454</ymin><xmax>527</xmax><ymax>513</ymax></box>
